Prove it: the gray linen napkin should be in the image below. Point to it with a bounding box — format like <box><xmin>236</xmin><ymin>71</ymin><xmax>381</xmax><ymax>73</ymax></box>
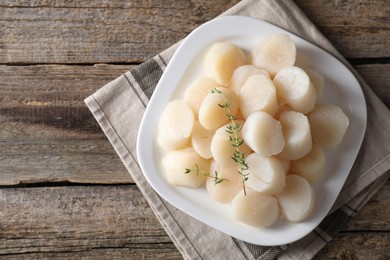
<box><xmin>85</xmin><ymin>0</ymin><xmax>390</xmax><ymax>259</ymax></box>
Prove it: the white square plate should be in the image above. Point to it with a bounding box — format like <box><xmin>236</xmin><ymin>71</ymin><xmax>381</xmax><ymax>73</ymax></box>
<box><xmin>137</xmin><ymin>16</ymin><xmax>366</xmax><ymax>245</ymax></box>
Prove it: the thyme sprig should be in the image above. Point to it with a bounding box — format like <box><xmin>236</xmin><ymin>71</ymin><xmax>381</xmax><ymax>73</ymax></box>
<box><xmin>182</xmin><ymin>88</ymin><xmax>250</xmax><ymax>194</ymax></box>
<box><xmin>211</xmin><ymin>88</ymin><xmax>250</xmax><ymax>195</ymax></box>
<box><xmin>185</xmin><ymin>164</ymin><xmax>229</xmax><ymax>185</ymax></box>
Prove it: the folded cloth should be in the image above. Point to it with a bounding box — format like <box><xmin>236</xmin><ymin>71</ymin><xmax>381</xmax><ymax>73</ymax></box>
<box><xmin>85</xmin><ymin>0</ymin><xmax>390</xmax><ymax>259</ymax></box>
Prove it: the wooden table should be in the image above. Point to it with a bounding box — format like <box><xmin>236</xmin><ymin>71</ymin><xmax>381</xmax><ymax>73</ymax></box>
<box><xmin>1</xmin><ymin>1</ymin><xmax>389</xmax><ymax>258</ymax></box>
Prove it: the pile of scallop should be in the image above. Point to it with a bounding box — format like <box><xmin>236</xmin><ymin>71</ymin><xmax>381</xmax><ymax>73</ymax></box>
<box><xmin>157</xmin><ymin>34</ymin><xmax>349</xmax><ymax>227</ymax></box>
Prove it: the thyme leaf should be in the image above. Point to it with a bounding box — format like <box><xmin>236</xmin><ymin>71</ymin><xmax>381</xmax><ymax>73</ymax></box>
<box><xmin>184</xmin><ymin>165</ymin><xmax>229</xmax><ymax>185</ymax></box>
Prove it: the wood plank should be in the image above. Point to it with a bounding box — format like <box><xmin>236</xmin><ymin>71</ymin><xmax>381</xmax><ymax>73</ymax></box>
<box><xmin>317</xmin><ymin>180</ymin><xmax>390</xmax><ymax>258</ymax></box>
<box><xmin>356</xmin><ymin>64</ymin><xmax>390</xmax><ymax>107</ymax></box>
<box><xmin>0</xmin><ymin>64</ymin><xmax>131</xmax><ymax>109</ymax></box>
<box><xmin>0</xmin><ymin>248</ymin><xmax>182</xmax><ymax>260</ymax></box>
<box><xmin>294</xmin><ymin>0</ymin><xmax>390</xmax><ymax>58</ymax></box>
<box><xmin>0</xmin><ymin>0</ymin><xmax>388</xmax><ymax>65</ymax></box>
<box><xmin>0</xmin><ymin>64</ymin><xmax>133</xmax><ymax>185</ymax></box>
<box><xmin>0</xmin><ymin>0</ymin><xmax>240</xmax><ymax>64</ymax></box>
<box><xmin>1</xmin><ymin>63</ymin><xmax>387</xmax><ymax>111</ymax></box>
<box><xmin>0</xmin><ymin>185</ymin><xmax>180</xmax><ymax>257</ymax></box>
<box><xmin>315</xmin><ymin>233</ymin><xmax>390</xmax><ymax>259</ymax></box>
<box><xmin>0</xmin><ymin>0</ymin><xmax>237</xmax><ymax>8</ymax></box>
<box><xmin>0</xmin><ymin>134</ymin><xmax>132</xmax><ymax>185</ymax></box>
<box><xmin>0</xmin><ymin>183</ymin><xmax>388</xmax><ymax>258</ymax></box>
<box><xmin>0</xmin><ymin>63</ymin><xmax>388</xmax><ymax>185</ymax></box>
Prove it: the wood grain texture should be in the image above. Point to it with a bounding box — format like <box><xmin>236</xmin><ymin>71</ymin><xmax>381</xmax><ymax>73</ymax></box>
<box><xmin>0</xmin><ymin>65</ymin><xmax>133</xmax><ymax>184</ymax></box>
<box><xmin>0</xmin><ymin>0</ymin><xmax>240</xmax><ymax>64</ymax></box>
<box><xmin>0</xmin><ymin>185</ymin><xmax>180</xmax><ymax>258</ymax></box>
<box><xmin>294</xmin><ymin>0</ymin><xmax>390</xmax><ymax>58</ymax></box>
<box><xmin>0</xmin><ymin>0</ymin><xmax>389</xmax><ymax>259</ymax></box>
<box><xmin>314</xmin><ymin>232</ymin><xmax>390</xmax><ymax>260</ymax></box>
<box><xmin>0</xmin><ymin>249</ymin><xmax>182</xmax><ymax>260</ymax></box>
<box><xmin>0</xmin><ymin>182</ymin><xmax>388</xmax><ymax>258</ymax></box>
<box><xmin>0</xmin><ymin>0</ymin><xmax>388</xmax><ymax>64</ymax></box>
<box><xmin>356</xmin><ymin>64</ymin><xmax>390</xmax><ymax>107</ymax></box>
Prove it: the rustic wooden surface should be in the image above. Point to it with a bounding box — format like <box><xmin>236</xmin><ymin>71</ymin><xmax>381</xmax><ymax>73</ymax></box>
<box><xmin>0</xmin><ymin>0</ymin><xmax>389</xmax><ymax>259</ymax></box>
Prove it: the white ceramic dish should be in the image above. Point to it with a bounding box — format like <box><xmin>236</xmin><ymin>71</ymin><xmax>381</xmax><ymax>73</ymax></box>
<box><xmin>137</xmin><ymin>16</ymin><xmax>366</xmax><ymax>246</ymax></box>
